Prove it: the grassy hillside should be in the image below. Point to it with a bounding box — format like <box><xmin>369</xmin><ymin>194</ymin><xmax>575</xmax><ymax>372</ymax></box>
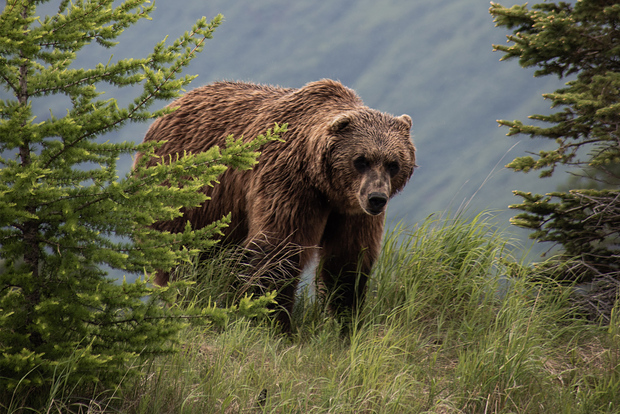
<box><xmin>4</xmin><ymin>3</ymin><xmax>618</xmax><ymax>413</ymax></box>
<box><xmin>13</xmin><ymin>214</ymin><xmax>619</xmax><ymax>413</ymax></box>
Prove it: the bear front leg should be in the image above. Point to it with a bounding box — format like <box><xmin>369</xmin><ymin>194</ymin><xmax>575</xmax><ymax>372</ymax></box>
<box><xmin>318</xmin><ymin>211</ymin><xmax>384</xmax><ymax>324</ymax></box>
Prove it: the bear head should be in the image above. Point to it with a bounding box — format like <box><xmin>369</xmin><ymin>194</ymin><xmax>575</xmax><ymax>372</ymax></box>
<box><xmin>323</xmin><ymin>109</ymin><xmax>416</xmax><ymax>216</ymax></box>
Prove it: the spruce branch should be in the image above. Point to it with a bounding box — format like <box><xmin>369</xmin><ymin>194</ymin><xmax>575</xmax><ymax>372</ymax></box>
<box><xmin>491</xmin><ymin>0</ymin><xmax>620</xmax><ymax>319</ymax></box>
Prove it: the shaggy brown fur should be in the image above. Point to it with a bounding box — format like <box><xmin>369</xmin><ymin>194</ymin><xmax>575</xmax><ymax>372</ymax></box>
<box><xmin>136</xmin><ymin>79</ymin><xmax>416</xmax><ymax>331</ymax></box>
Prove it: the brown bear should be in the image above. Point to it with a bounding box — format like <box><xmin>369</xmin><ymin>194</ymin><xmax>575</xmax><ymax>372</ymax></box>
<box><xmin>136</xmin><ymin>79</ymin><xmax>416</xmax><ymax>332</ymax></box>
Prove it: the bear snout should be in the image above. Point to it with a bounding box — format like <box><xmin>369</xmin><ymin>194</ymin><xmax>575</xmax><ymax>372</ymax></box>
<box><xmin>366</xmin><ymin>192</ymin><xmax>389</xmax><ymax>215</ymax></box>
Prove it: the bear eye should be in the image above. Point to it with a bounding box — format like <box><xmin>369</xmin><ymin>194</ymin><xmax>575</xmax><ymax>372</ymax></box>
<box><xmin>386</xmin><ymin>161</ymin><xmax>400</xmax><ymax>177</ymax></box>
<box><xmin>353</xmin><ymin>156</ymin><xmax>370</xmax><ymax>173</ymax></box>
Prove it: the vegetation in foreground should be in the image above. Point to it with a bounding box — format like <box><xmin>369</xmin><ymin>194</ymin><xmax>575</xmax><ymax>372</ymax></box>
<box><xmin>0</xmin><ymin>0</ymin><xmax>278</xmax><ymax>400</ymax></box>
<box><xmin>7</xmin><ymin>213</ymin><xmax>618</xmax><ymax>414</ymax></box>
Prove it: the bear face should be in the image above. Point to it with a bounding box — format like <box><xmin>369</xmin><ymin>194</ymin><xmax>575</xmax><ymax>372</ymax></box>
<box><xmin>323</xmin><ymin>109</ymin><xmax>416</xmax><ymax>216</ymax></box>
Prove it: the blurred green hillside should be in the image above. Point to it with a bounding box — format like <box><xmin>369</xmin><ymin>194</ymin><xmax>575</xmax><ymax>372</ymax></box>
<box><xmin>20</xmin><ymin>0</ymin><xmax>567</xmax><ymax>249</ymax></box>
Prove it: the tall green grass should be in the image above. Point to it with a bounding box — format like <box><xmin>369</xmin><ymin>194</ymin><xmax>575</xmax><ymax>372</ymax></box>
<box><xmin>13</xmin><ymin>213</ymin><xmax>620</xmax><ymax>413</ymax></box>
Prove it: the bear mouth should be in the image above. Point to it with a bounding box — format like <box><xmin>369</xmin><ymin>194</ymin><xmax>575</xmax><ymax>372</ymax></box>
<box><xmin>366</xmin><ymin>208</ymin><xmax>385</xmax><ymax>216</ymax></box>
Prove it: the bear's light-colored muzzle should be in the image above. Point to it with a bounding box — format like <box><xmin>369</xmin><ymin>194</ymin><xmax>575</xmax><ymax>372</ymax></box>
<box><xmin>358</xmin><ymin>167</ymin><xmax>391</xmax><ymax>215</ymax></box>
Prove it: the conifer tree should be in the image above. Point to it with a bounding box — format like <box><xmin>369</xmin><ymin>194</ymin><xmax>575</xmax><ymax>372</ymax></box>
<box><xmin>0</xmin><ymin>0</ymin><xmax>281</xmax><ymax>402</ymax></box>
<box><xmin>490</xmin><ymin>1</ymin><xmax>620</xmax><ymax>320</ymax></box>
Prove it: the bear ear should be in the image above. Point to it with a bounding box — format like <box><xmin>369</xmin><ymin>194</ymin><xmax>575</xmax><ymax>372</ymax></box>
<box><xmin>397</xmin><ymin>114</ymin><xmax>413</xmax><ymax>130</ymax></box>
<box><xmin>329</xmin><ymin>113</ymin><xmax>353</xmax><ymax>133</ymax></box>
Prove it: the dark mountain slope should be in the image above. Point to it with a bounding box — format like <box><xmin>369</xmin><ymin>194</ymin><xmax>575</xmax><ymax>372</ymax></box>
<box><xmin>17</xmin><ymin>1</ymin><xmax>567</xmax><ymax>249</ymax></box>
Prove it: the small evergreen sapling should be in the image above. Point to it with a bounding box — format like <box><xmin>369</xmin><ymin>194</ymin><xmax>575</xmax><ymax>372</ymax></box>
<box><xmin>0</xmin><ymin>0</ymin><xmax>281</xmax><ymax>400</ymax></box>
<box><xmin>490</xmin><ymin>1</ymin><xmax>620</xmax><ymax>319</ymax></box>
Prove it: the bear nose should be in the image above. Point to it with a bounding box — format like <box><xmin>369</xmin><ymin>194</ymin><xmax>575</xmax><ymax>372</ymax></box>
<box><xmin>368</xmin><ymin>192</ymin><xmax>388</xmax><ymax>214</ymax></box>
